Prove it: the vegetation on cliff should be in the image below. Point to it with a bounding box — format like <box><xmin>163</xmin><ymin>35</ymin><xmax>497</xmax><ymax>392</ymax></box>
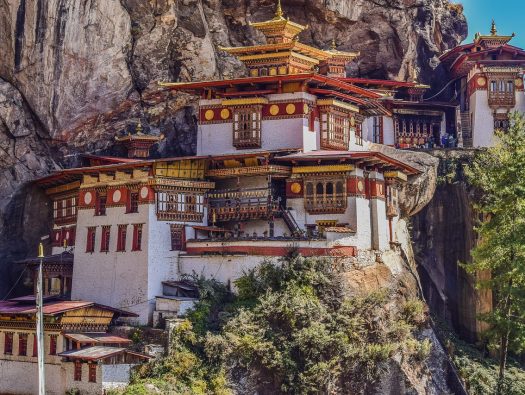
<box><xmin>465</xmin><ymin>112</ymin><xmax>525</xmax><ymax>394</ymax></box>
<box><xmin>119</xmin><ymin>253</ymin><xmax>430</xmax><ymax>394</ymax></box>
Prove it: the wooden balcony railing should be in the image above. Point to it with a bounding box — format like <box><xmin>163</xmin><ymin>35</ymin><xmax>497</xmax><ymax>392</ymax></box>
<box><xmin>304</xmin><ymin>194</ymin><xmax>347</xmax><ymax>214</ymax></box>
<box><xmin>488</xmin><ymin>92</ymin><xmax>515</xmax><ymax>107</ymax></box>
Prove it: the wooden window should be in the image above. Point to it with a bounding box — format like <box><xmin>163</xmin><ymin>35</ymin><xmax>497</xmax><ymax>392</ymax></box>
<box><xmin>53</xmin><ymin>196</ymin><xmax>77</xmax><ymax>225</ymax></box>
<box><xmin>127</xmin><ymin>192</ymin><xmax>139</xmax><ymax>213</ymax></box>
<box><xmin>86</xmin><ymin>227</ymin><xmax>96</xmax><ymax>253</ymax></box>
<box><xmin>74</xmin><ymin>361</ymin><xmax>82</xmax><ymax>381</ymax></box>
<box><xmin>320</xmin><ymin>110</ymin><xmax>350</xmax><ymax>150</ymax></box>
<box><xmin>304</xmin><ymin>178</ymin><xmax>347</xmax><ymax>214</ymax></box>
<box><xmin>355</xmin><ymin>123</ymin><xmax>363</xmax><ymax>146</ymax></box>
<box><xmin>95</xmin><ymin>193</ymin><xmax>106</xmax><ymax>216</ymax></box>
<box><xmin>233</xmin><ymin>106</ymin><xmax>261</xmax><ymax>149</ymax></box>
<box><xmin>4</xmin><ymin>332</ymin><xmax>13</xmax><ymax>355</ymax></box>
<box><xmin>18</xmin><ymin>333</ymin><xmax>28</xmax><ymax>356</ymax></box>
<box><xmin>49</xmin><ymin>334</ymin><xmax>57</xmax><ymax>355</ymax></box>
<box><xmin>372</xmin><ymin>116</ymin><xmax>383</xmax><ymax>144</ymax></box>
<box><xmin>156</xmin><ymin>192</ymin><xmax>205</xmax><ymax>222</ymax></box>
<box><xmin>117</xmin><ymin>225</ymin><xmax>127</xmax><ymax>252</ymax></box>
<box><xmin>132</xmin><ymin>224</ymin><xmax>143</xmax><ymax>251</ymax></box>
<box><xmin>33</xmin><ymin>333</ymin><xmax>38</xmax><ymax>357</ymax></box>
<box><xmin>170</xmin><ymin>225</ymin><xmax>185</xmax><ymax>251</ymax></box>
<box><xmin>100</xmin><ymin>226</ymin><xmax>111</xmax><ymax>252</ymax></box>
<box><xmin>488</xmin><ymin>78</ymin><xmax>516</xmax><ymax>106</ymax></box>
<box><xmin>88</xmin><ymin>363</ymin><xmax>97</xmax><ymax>383</ymax></box>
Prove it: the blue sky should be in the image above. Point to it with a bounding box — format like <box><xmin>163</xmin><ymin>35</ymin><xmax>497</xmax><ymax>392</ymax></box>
<box><xmin>460</xmin><ymin>0</ymin><xmax>525</xmax><ymax>48</ymax></box>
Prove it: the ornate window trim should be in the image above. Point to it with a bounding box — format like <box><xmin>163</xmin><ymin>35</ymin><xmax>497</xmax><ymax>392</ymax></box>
<box><xmin>156</xmin><ymin>191</ymin><xmax>205</xmax><ymax>222</ymax></box>
<box><xmin>320</xmin><ymin>108</ymin><xmax>350</xmax><ymax>150</ymax></box>
<box><xmin>304</xmin><ymin>178</ymin><xmax>347</xmax><ymax>214</ymax></box>
<box><xmin>232</xmin><ymin>105</ymin><xmax>262</xmax><ymax>149</ymax></box>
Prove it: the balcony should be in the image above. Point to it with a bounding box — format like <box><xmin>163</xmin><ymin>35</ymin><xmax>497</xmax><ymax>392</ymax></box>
<box><xmin>488</xmin><ymin>92</ymin><xmax>515</xmax><ymax>107</ymax></box>
<box><xmin>208</xmin><ymin>187</ymin><xmax>280</xmax><ymax>222</ymax></box>
<box><xmin>304</xmin><ymin>194</ymin><xmax>347</xmax><ymax>214</ymax></box>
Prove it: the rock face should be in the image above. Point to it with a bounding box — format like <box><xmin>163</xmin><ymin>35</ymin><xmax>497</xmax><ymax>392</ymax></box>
<box><xmin>411</xmin><ymin>150</ymin><xmax>492</xmax><ymax>343</ymax></box>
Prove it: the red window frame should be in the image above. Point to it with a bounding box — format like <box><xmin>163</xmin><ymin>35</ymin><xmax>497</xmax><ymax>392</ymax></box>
<box><xmin>74</xmin><ymin>361</ymin><xmax>82</xmax><ymax>381</ymax></box>
<box><xmin>117</xmin><ymin>225</ymin><xmax>127</xmax><ymax>252</ymax></box>
<box><xmin>49</xmin><ymin>334</ymin><xmax>57</xmax><ymax>355</ymax></box>
<box><xmin>170</xmin><ymin>225</ymin><xmax>185</xmax><ymax>251</ymax></box>
<box><xmin>4</xmin><ymin>332</ymin><xmax>13</xmax><ymax>355</ymax></box>
<box><xmin>127</xmin><ymin>192</ymin><xmax>139</xmax><ymax>213</ymax></box>
<box><xmin>18</xmin><ymin>333</ymin><xmax>28</xmax><ymax>356</ymax></box>
<box><xmin>132</xmin><ymin>224</ymin><xmax>143</xmax><ymax>251</ymax></box>
<box><xmin>33</xmin><ymin>333</ymin><xmax>38</xmax><ymax>357</ymax></box>
<box><xmin>88</xmin><ymin>363</ymin><xmax>97</xmax><ymax>383</ymax></box>
<box><xmin>86</xmin><ymin>227</ymin><xmax>96</xmax><ymax>253</ymax></box>
<box><xmin>95</xmin><ymin>193</ymin><xmax>107</xmax><ymax>216</ymax></box>
<box><xmin>100</xmin><ymin>226</ymin><xmax>111</xmax><ymax>252</ymax></box>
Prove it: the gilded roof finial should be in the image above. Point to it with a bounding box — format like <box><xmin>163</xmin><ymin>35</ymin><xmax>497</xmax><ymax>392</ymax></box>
<box><xmin>136</xmin><ymin>120</ymin><xmax>143</xmax><ymax>134</ymax></box>
<box><xmin>274</xmin><ymin>0</ymin><xmax>284</xmax><ymax>20</ymax></box>
<box><xmin>331</xmin><ymin>39</ymin><xmax>337</xmax><ymax>50</ymax></box>
<box><xmin>491</xmin><ymin>19</ymin><xmax>497</xmax><ymax>36</ymax></box>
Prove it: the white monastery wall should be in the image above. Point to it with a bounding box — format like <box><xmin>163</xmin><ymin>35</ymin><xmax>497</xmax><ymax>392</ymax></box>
<box><xmin>197</xmin><ymin>122</ymin><xmax>233</xmax><ymax>156</ymax></box>
<box><xmin>516</xmin><ymin>91</ymin><xmax>525</xmax><ymax>113</ymax></box>
<box><xmin>238</xmin><ymin>218</ymin><xmax>289</xmax><ymax>237</ymax></box>
<box><xmin>383</xmin><ymin>117</ymin><xmax>395</xmax><ymax>145</ymax></box>
<box><xmin>179</xmin><ymin>254</ymin><xmax>279</xmax><ymax>285</ymax></box>
<box><xmin>261</xmin><ymin>118</ymin><xmax>305</xmax><ymax>151</ymax></box>
<box><xmin>0</xmin><ymin>360</ymin><xmax>65</xmax><ymax>395</ymax></box>
<box><xmin>64</xmin><ymin>362</ymin><xmax>102</xmax><ymax>394</ymax></box>
<box><xmin>72</xmin><ymin>204</ymin><xmax>150</xmax><ymax>323</ymax></box>
<box><xmin>102</xmin><ymin>364</ymin><xmax>136</xmax><ymax>390</ymax></box>
<box><xmin>470</xmin><ymin>90</ymin><xmax>495</xmax><ymax>147</ymax></box>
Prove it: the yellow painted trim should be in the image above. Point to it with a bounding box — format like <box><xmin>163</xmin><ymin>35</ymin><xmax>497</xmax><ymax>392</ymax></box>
<box><xmin>292</xmin><ymin>164</ymin><xmax>354</xmax><ymax>174</ymax></box>
<box><xmin>316</xmin><ymin>99</ymin><xmax>359</xmax><ymax>113</ymax></box>
<box><xmin>384</xmin><ymin>171</ymin><xmax>408</xmax><ymax>182</ymax></box>
<box><xmin>221</xmin><ymin>98</ymin><xmax>269</xmax><ymax>106</ymax></box>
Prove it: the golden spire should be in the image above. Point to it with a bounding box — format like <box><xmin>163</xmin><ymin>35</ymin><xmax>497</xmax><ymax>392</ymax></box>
<box><xmin>136</xmin><ymin>120</ymin><xmax>143</xmax><ymax>134</ymax></box>
<box><xmin>331</xmin><ymin>39</ymin><xmax>337</xmax><ymax>51</ymax></box>
<box><xmin>274</xmin><ymin>0</ymin><xmax>284</xmax><ymax>20</ymax></box>
<box><xmin>491</xmin><ymin>19</ymin><xmax>497</xmax><ymax>36</ymax></box>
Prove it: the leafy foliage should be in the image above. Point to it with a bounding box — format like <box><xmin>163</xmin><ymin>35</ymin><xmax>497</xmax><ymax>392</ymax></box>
<box><xmin>465</xmin><ymin>112</ymin><xmax>525</xmax><ymax>390</ymax></box>
<box><xmin>119</xmin><ymin>255</ymin><xmax>430</xmax><ymax>394</ymax></box>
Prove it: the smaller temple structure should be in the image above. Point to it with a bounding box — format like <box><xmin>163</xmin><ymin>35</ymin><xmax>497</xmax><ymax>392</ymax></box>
<box><xmin>0</xmin><ymin>296</ymin><xmax>149</xmax><ymax>394</ymax></box>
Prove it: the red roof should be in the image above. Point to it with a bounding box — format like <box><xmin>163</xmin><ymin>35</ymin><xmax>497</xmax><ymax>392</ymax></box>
<box><xmin>64</xmin><ymin>333</ymin><xmax>132</xmax><ymax>344</ymax></box>
<box><xmin>0</xmin><ymin>298</ymin><xmax>138</xmax><ymax>317</ymax></box>
<box><xmin>274</xmin><ymin>150</ymin><xmax>420</xmax><ymax>175</ymax></box>
<box><xmin>337</xmin><ymin>77</ymin><xmax>421</xmax><ymax>89</ymax></box>
<box><xmin>58</xmin><ymin>346</ymin><xmax>152</xmax><ymax>361</ymax></box>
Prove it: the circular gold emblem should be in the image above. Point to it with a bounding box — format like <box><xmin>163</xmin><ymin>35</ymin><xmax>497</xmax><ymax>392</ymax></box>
<box><xmin>113</xmin><ymin>189</ymin><xmax>121</xmax><ymax>203</ymax></box>
<box><xmin>140</xmin><ymin>186</ymin><xmax>149</xmax><ymax>199</ymax></box>
<box><xmin>270</xmin><ymin>104</ymin><xmax>280</xmax><ymax>116</ymax></box>
<box><xmin>303</xmin><ymin>103</ymin><xmax>309</xmax><ymax>114</ymax></box>
<box><xmin>204</xmin><ymin>109</ymin><xmax>214</xmax><ymax>121</ymax></box>
<box><xmin>286</xmin><ymin>103</ymin><xmax>296</xmax><ymax>115</ymax></box>
<box><xmin>220</xmin><ymin>108</ymin><xmax>230</xmax><ymax>119</ymax></box>
<box><xmin>84</xmin><ymin>191</ymin><xmax>93</xmax><ymax>205</ymax></box>
<box><xmin>515</xmin><ymin>78</ymin><xmax>524</xmax><ymax>88</ymax></box>
<box><xmin>290</xmin><ymin>182</ymin><xmax>302</xmax><ymax>194</ymax></box>
<box><xmin>477</xmin><ymin>76</ymin><xmax>487</xmax><ymax>87</ymax></box>
<box><xmin>357</xmin><ymin>180</ymin><xmax>364</xmax><ymax>192</ymax></box>
<box><xmin>350</xmin><ymin>117</ymin><xmax>356</xmax><ymax>127</ymax></box>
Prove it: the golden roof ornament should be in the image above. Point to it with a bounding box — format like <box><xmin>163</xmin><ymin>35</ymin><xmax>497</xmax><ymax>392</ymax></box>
<box><xmin>274</xmin><ymin>0</ymin><xmax>284</xmax><ymax>20</ymax></box>
<box><xmin>491</xmin><ymin>19</ymin><xmax>497</xmax><ymax>36</ymax></box>
<box><xmin>331</xmin><ymin>39</ymin><xmax>337</xmax><ymax>51</ymax></box>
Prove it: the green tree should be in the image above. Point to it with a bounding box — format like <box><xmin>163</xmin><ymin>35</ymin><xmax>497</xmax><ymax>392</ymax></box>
<box><xmin>465</xmin><ymin>112</ymin><xmax>525</xmax><ymax>394</ymax></box>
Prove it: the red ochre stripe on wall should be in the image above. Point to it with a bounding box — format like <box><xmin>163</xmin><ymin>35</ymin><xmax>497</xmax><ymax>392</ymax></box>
<box><xmin>186</xmin><ymin>245</ymin><xmax>357</xmax><ymax>257</ymax></box>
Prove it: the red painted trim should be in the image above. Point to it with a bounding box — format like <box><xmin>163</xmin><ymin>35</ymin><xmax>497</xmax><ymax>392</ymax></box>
<box><xmin>220</xmin><ymin>89</ymin><xmax>276</xmax><ymax>97</ymax></box>
<box><xmin>185</xmin><ymin>245</ymin><xmax>357</xmax><ymax>257</ymax></box>
<box><xmin>337</xmin><ymin>78</ymin><xmax>420</xmax><ymax>88</ymax></box>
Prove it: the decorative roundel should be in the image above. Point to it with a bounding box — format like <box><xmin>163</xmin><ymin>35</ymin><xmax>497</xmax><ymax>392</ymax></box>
<box><xmin>350</xmin><ymin>117</ymin><xmax>356</xmax><ymax>127</ymax></box>
<box><xmin>477</xmin><ymin>76</ymin><xmax>487</xmax><ymax>87</ymax></box>
<box><xmin>357</xmin><ymin>180</ymin><xmax>364</xmax><ymax>193</ymax></box>
<box><xmin>140</xmin><ymin>186</ymin><xmax>149</xmax><ymax>199</ymax></box>
<box><xmin>220</xmin><ymin>108</ymin><xmax>230</xmax><ymax>120</ymax></box>
<box><xmin>303</xmin><ymin>103</ymin><xmax>309</xmax><ymax>114</ymax></box>
<box><xmin>204</xmin><ymin>109</ymin><xmax>214</xmax><ymax>121</ymax></box>
<box><xmin>290</xmin><ymin>182</ymin><xmax>302</xmax><ymax>194</ymax></box>
<box><xmin>269</xmin><ymin>104</ymin><xmax>280</xmax><ymax>116</ymax></box>
<box><xmin>515</xmin><ymin>78</ymin><xmax>524</xmax><ymax>88</ymax></box>
<box><xmin>286</xmin><ymin>103</ymin><xmax>296</xmax><ymax>115</ymax></box>
<box><xmin>84</xmin><ymin>191</ymin><xmax>93</xmax><ymax>205</ymax></box>
<box><xmin>113</xmin><ymin>189</ymin><xmax>121</xmax><ymax>203</ymax></box>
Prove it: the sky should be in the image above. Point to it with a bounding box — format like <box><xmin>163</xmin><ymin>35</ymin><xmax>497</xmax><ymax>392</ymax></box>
<box><xmin>460</xmin><ymin>0</ymin><xmax>525</xmax><ymax>48</ymax></box>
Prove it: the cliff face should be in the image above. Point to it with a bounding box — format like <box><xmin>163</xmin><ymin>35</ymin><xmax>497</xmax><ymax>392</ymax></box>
<box><xmin>411</xmin><ymin>150</ymin><xmax>492</xmax><ymax>343</ymax></box>
<box><xmin>0</xmin><ymin>1</ymin><xmax>466</xmax><ymax>289</ymax></box>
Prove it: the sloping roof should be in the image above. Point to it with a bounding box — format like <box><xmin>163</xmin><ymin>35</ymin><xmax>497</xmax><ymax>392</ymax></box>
<box><xmin>58</xmin><ymin>346</ymin><xmax>152</xmax><ymax>361</ymax></box>
<box><xmin>64</xmin><ymin>333</ymin><xmax>132</xmax><ymax>344</ymax></box>
<box><xmin>0</xmin><ymin>298</ymin><xmax>138</xmax><ymax>317</ymax></box>
<box><xmin>15</xmin><ymin>251</ymin><xmax>74</xmax><ymax>265</ymax></box>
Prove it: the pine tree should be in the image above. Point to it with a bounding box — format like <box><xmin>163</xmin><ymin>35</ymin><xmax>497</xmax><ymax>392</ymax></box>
<box><xmin>465</xmin><ymin>112</ymin><xmax>525</xmax><ymax>394</ymax></box>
